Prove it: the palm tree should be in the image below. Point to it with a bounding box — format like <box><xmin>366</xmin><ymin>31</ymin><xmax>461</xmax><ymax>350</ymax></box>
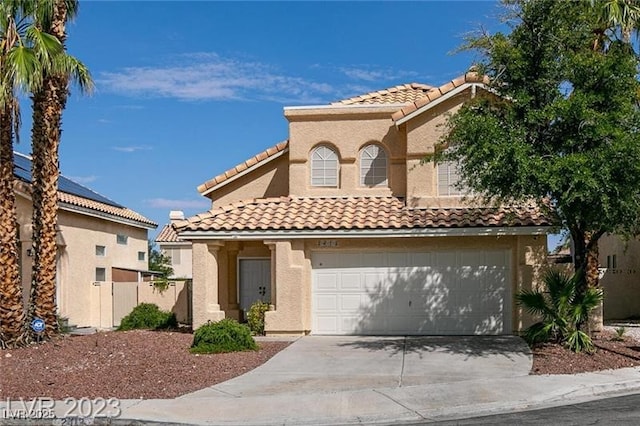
<box><xmin>28</xmin><ymin>0</ymin><xmax>92</xmax><ymax>340</ymax></box>
<box><xmin>0</xmin><ymin>0</ymin><xmax>63</xmax><ymax>348</ymax></box>
<box><xmin>593</xmin><ymin>0</ymin><xmax>640</xmax><ymax>44</ymax></box>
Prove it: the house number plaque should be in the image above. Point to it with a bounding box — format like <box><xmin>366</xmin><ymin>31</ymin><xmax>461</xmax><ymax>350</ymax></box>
<box><xmin>317</xmin><ymin>240</ymin><xmax>338</xmax><ymax>248</ymax></box>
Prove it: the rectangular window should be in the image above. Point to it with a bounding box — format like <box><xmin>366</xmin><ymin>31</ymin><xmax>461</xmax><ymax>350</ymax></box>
<box><xmin>116</xmin><ymin>234</ymin><xmax>128</xmax><ymax>245</ymax></box>
<box><xmin>166</xmin><ymin>248</ymin><xmax>181</xmax><ymax>265</ymax></box>
<box><xmin>95</xmin><ymin>267</ymin><xmax>106</xmax><ymax>282</ymax></box>
<box><xmin>438</xmin><ymin>161</ymin><xmax>465</xmax><ymax>196</ymax></box>
<box><xmin>607</xmin><ymin>254</ymin><xmax>617</xmax><ymax>269</ymax></box>
<box><xmin>95</xmin><ymin>245</ymin><xmax>106</xmax><ymax>257</ymax></box>
<box><xmin>138</xmin><ymin>251</ymin><xmax>146</xmax><ymax>261</ymax></box>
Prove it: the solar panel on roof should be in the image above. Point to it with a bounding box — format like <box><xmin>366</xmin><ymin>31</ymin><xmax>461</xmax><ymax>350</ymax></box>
<box><xmin>13</xmin><ymin>152</ymin><xmax>124</xmax><ymax>208</ymax></box>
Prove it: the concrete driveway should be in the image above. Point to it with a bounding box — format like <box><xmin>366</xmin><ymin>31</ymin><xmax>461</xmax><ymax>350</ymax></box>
<box><xmin>184</xmin><ymin>335</ymin><xmax>532</xmax><ymax>398</ymax></box>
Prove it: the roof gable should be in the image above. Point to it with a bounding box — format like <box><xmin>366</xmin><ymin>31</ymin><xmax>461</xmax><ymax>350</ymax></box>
<box><xmin>198</xmin><ymin>140</ymin><xmax>288</xmax><ymax>196</ymax></box>
<box><xmin>391</xmin><ymin>71</ymin><xmax>490</xmax><ymax>124</ymax></box>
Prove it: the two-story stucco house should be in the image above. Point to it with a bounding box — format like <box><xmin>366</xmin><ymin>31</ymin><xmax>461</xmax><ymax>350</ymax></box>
<box><xmin>14</xmin><ymin>152</ymin><xmax>157</xmax><ymax>329</ymax></box>
<box><xmin>175</xmin><ymin>71</ymin><xmax>551</xmax><ymax>336</ymax></box>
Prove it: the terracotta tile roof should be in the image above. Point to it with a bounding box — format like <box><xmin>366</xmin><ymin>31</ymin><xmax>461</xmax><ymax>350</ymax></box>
<box><xmin>175</xmin><ymin>196</ymin><xmax>551</xmax><ymax>233</ymax></box>
<box><xmin>156</xmin><ymin>224</ymin><xmax>184</xmax><ymax>242</ymax></box>
<box><xmin>391</xmin><ymin>70</ymin><xmax>490</xmax><ymax>122</ymax></box>
<box><xmin>58</xmin><ymin>191</ymin><xmax>157</xmax><ymax>227</ymax></box>
<box><xmin>332</xmin><ymin>83</ymin><xmax>434</xmax><ymax>106</ymax></box>
<box><xmin>198</xmin><ymin>141</ymin><xmax>289</xmax><ymax>194</ymax></box>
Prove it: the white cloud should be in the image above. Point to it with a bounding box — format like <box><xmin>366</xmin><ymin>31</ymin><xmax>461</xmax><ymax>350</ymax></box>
<box><xmin>112</xmin><ymin>145</ymin><xmax>153</xmax><ymax>153</ymax></box>
<box><xmin>98</xmin><ymin>52</ymin><xmax>336</xmax><ymax>104</ymax></box>
<box><xmin>145</xmin><ymin>198</ymin><xmax>210</xmax><ymax>210</ymax></box>
<box><xmin>339</xmin><ymin>66</ymin><xmax>420</xmax><ymax>82</ymax></box>
<box><xmin>66</xmin><ymin>175</ymin><xmax>98</xmax><ymax>185</ymax></box>
<box><xmin>97</xmin><ymin>118</ymin><xmax>111</xmax><ymax>124</ymax></box>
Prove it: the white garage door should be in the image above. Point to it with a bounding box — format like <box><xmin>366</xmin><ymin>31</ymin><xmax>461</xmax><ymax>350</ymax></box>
<box><xmin>312</xmin><ymin>250</ymin><xmax>511</xmax><ymax>335</ymax></box>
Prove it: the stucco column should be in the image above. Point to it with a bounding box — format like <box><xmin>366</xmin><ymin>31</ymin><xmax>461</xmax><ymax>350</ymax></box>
<box><xmin>192</xmin><ymin>241</ymin><xmax>225</xmax><ymax>328</ymax></box>
<box><xmin>266</xmin><ymin>242</ymin><xmax>277</xmax><ymax>311</ymax></box>
<box><xmin>226</xmin><ymin>242</ymin><xmax>240</xmax><ymax>320</ymax></box>
<box><xmin>263</xmin><ymin>240</ymin><xmax>307</xmax><ymax>335</ymax></box>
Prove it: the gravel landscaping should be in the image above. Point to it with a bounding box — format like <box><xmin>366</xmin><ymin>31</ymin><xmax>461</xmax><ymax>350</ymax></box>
<box><xmin>0</xmin><ymin>329</ymin><xmax>289</xmax><ymax>400</ymax></box>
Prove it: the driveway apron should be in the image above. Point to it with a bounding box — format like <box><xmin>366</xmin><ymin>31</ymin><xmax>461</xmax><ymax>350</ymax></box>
<box><xmin>183</xmin><ymin>335</ymin><xmax>532</xmax><ymax>398</ymax></box>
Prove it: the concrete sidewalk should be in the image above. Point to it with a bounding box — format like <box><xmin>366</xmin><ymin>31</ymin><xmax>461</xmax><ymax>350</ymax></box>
<box><xmin>96</xmin><ymin>367</ymin><xmax>640</xmax><ymax>425</ymax></box>
<box><xmin>4</xmin><ymin>366</ymin><xmax>638</xmax><ymax>425</ymax></box>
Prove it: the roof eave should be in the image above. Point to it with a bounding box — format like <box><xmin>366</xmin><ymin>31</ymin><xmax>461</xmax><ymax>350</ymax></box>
<box><xmin>178</xmin><ymin>226</ymin><xmax>550</xmax><ymax>240</ymax></box>
<box><xmin>60</xmin><ymin>203</ymin><xmax>157</xmax><ymax>230</ymax></box>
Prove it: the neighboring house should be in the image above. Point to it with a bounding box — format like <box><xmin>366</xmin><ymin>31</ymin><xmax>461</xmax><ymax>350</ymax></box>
<box><xmin>174</xmin><ymin>70</ymin><xmax>552</xmax><ymax>336</ymax></box>
<box><xmin>151</xmin><ymin>211</ymin><xmax>193</xmax><ymax>324</ymax></box>
<box><xmin>156</xmin><ymin>211</ymin><xmax>193</xmax><ymax>280</ymax></box>
<box><xmin>598</xmin><ymin>234</ymin><xmax>640</xmax><ymax>320</ymax></box>
<box><xmin>13</xmin><ymin>152</ymin><xmax>157</xmax><ymax>329</ymax></box>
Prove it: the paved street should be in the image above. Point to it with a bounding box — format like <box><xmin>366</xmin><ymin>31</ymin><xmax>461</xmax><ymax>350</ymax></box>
<box><xmin>432</xmin><ymin>393</ymin><xmax>640</xmax><ymax>426</ymax></box>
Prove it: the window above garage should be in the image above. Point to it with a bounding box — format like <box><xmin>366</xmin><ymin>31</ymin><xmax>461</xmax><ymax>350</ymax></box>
<box><xmin>311</xmin><ymin>145</ymin><xmax>339</xmax><ymax>187</ymax></box>
<box><xmin>360</xmin><ymin>144</ymin><xmax>388</xmax><ymax>187</ymax></box>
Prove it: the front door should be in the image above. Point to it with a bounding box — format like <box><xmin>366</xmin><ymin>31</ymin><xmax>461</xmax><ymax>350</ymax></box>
<box><xmin>239</xmin><ymin>258</ymin><xmax>271</xmax><ymax>318</ymax></box>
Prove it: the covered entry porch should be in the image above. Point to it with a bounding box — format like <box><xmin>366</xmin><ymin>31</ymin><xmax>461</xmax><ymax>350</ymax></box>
<box><xmin>190</xmin><ymin>239</ymin><xmax>310</xmax><ymax>334</ymax></box>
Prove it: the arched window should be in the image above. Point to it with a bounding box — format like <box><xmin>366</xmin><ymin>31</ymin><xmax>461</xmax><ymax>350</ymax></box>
<box><xmin>311</xmin><ymin>145</ymin><xmax>339</xmax><ymax>187</ymax></box>
<box><xmin>360</xmin><ymin>144</ymin><xmax>388</xmax><ymax>187</ymax></box>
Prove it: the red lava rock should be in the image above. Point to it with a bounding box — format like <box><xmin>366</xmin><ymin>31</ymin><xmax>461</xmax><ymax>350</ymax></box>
<box><xmin>0</xmin><ymin>330</ymin><xmax>289</xmax><ymax>399</ymax></box>
<box><xmin>531</xmin><ymin>331</ymin><xmax>640</xmax><ymax>375</ymax></box>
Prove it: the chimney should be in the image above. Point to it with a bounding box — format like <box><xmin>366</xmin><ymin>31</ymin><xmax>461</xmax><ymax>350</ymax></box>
<box><xmin>169</xmin><ymin>210</ymin><xmax>185</xmax><ymax>223</ymax></box>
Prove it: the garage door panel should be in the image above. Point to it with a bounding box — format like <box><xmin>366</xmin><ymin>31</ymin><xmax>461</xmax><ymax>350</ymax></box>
<box><xmin>339</xmin><ymin>272</ymin><xmax>361</xmax><ymax>290</ymax></box>
<box><xmin>340</xmin><ymin>294</ymin><xmax>362</xmax><ymax>311</ymax></box>
<box><xmin>315</xmin><ymin>294</ymin><xmax>338</xmax><ymax>311</ymax></box>
<box><xmin>312</xmin><ymin>250</ymin><xmax>511</xmax><ymax>335</ymax></box>
<box><xmin>315</xmin><ymin>316</ymin><xmax>338</xmax><ymax>334</ymax></box>
<box><xmin>316</xmin><ymin>272</ymin><xmax>338</xmax><ymax>290</ymax></box>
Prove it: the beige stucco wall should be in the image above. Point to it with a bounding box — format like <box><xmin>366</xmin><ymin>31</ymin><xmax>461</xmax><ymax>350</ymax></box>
<box><xmin>16</xmin><ymin>193</ymin><xmax>152</xmax><ymax>329</ymax></box>
<box><xmin>138</xmin><ymin>280</ymin><xmax>191</xmax><ymax>323</ymax></box>
<box><xmin>279</xmin><ymin>90</ymin><xmax>473</xmax><ymax>206</ymax></box>
<box><xmin>285</xmin><ymin>106</ymin><xmax>405</xmax><ymax>198</ymax></box>
<box><xmin>598</xmin><ymin>234</ymin><xmax>640</xmax><ymax>320</ymax></box>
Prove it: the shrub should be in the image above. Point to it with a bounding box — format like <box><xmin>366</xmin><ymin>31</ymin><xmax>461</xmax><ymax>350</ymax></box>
<box><xmin>517</xmin><ymin>269</ymin><xmax>603</xmax><ymax>353</ymax></box>
<box><xmin>118</xmin><ymin>303</ymin><xmax>177</xmax><ymax>331</ymax></box>
<box><xmin>190</xmin><ymin>319</ymin><xmax>258</xmax><ymax>354</ymax></box>
<box><xmin>246</xmin><ymin>301</ymin><xmax>270</xmax><ymax>336</ymax></box>
<box><xmin>613</xmin><ymin>326</ymin><xmax>627</xmax><ymax>341</ymax></box>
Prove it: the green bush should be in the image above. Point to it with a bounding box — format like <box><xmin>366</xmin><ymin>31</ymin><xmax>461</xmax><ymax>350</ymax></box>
<box><xmin>246</xmin><ymin>301</ymin><xmax>270</xmax><ymax>336</ymax></box>
<box><xmin>118</xmin><ymin>303</ymin><xmax>177</xmax><ymax>331</ymax></box>
<box><xmin>190</xmin><ymin>319</ymin><xmax>258</xmax><ymax>354</ymax></box>
<box><xmin>517</xmin><ymin>269</ymin><xmax>603</xmax><ymax>353</ymax></box>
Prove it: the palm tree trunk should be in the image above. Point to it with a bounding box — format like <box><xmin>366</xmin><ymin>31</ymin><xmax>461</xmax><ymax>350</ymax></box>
<box><xmin>0</xmin><ymin>104</ymin><xmax>26</xmax><ymax>348</ymax></box>
<box><xmin>28</xmin><ymin>0</ymin><xmax>69</xmax><ymax>340</ymax></box>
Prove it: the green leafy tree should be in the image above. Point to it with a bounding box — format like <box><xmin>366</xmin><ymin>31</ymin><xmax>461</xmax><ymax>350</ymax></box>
<box><xmin>148</xmin><ymin>241</ymin><xmax>174</xmax><ymax>293</ymax></box>
<box><xmin>441</xmin><ymin>0</ymin><xmax>640</xmax><ymax>319</ymax></box>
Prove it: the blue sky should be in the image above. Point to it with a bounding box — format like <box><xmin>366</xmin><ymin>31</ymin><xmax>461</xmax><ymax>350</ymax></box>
<box><xmin>18</xmin><ymin>1</ymin><xmax>514</xmax><ymax>238</ymax></box>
